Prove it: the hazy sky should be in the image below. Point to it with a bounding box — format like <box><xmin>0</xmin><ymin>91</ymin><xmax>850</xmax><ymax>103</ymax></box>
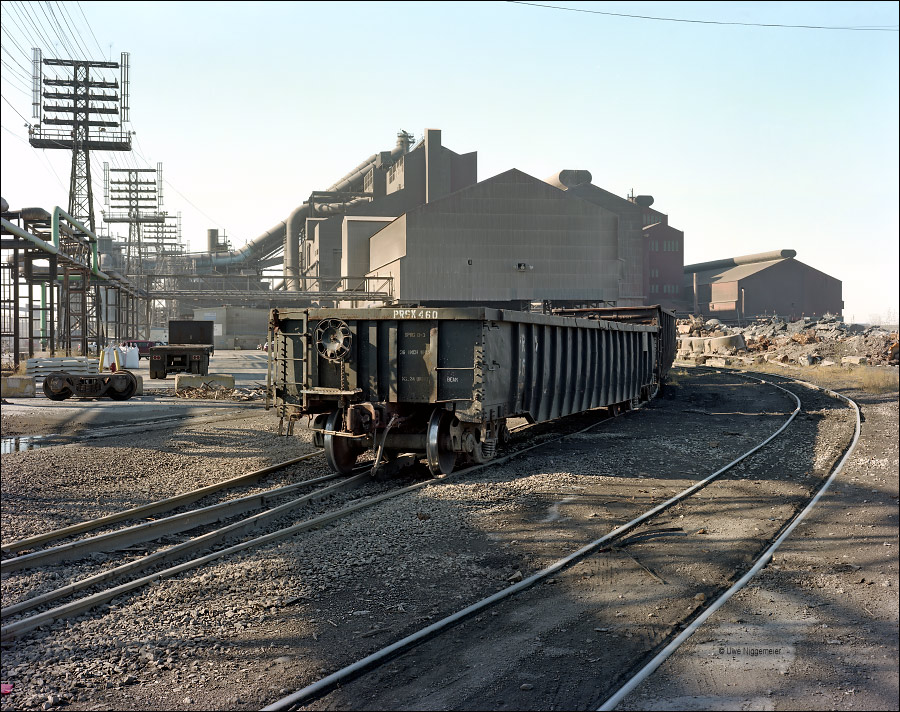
<box><xmin>2</xmin><ymin>1</ymin><xmax>898</xmax><ymax>322</ymax></box>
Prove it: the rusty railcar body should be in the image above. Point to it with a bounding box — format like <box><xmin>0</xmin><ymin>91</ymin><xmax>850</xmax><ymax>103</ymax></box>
<box><xmin>267</xmin><ymin>307</ymin><xmax>673</xmax><ymax>476</ymax></box>
<box><xmin>552</xmin><ymin>305</ymin><xmax>677</xmax><ymax>383</ymax></box>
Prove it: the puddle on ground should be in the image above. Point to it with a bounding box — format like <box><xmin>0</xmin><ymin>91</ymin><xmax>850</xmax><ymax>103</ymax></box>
<box><xmin>1</xmin><ymin>434</ymin><xmax>66</xmax><ymax>454</ymax></box>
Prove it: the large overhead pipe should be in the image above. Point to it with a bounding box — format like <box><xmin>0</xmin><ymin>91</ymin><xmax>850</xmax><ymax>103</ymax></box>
<box><xmin>137</xmin><ymin>132</ymin><xmax>414</xmax><ymax>280</ymax></box>
<box><xmin>284</xmin><ymin>131</ymin><xmax>413</xmax><ymax>290</ymax></box>
<box><xmin>282</xmin><ymin>130</ymin><xmax>413</xmax><ymax>290</ymax></box>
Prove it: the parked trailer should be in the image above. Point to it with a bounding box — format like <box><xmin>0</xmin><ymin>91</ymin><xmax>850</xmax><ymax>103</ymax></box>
<box><xmin>149</xmin><ymin>320</ymin><xmax>214</xmax><ymax>379</ymax></box>
<box><xmin>268</xmin><ymin>307</ymin><xmax>672</xmax><ymax>476</ymax></box>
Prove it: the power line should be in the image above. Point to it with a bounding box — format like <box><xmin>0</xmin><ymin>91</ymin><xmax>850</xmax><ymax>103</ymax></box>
<box><xmin>0</xmin><ymin>68</ymin><xmax>32</xmax><ymax>98</ymax></box>
<box><xmin>41</xmin><ymin>1</ymin><xmax>79</xmax><ymax>58</ymax></box>
<box><xmin>54</xmin><ymin>1</ymin><xmax>93</xmax><ymax>59</ymax></box>
<box><xmin>0</xmin><ymin>50</ymin><xmax>34</xmax><ymax>92</ymax></box>
<box><xmin>3</xmin><ymin>3</ymin><xmax>62</xmax><ymax>82</ymax></box>
<box><xmin>506</xmin><ymin>1</ymin><xmax>900</xmax><ymax>31</ymax></box>
<box><xmin>1</xmin><ymin>42</ymin><xmax>33</xmax><ymax>77</ymax></box>
<box><xmin>11</xmin><ymin>2</ymin><xmax>60</xmax><ymax>60</ymax></box>
<box><xmin>1</xmin><ymin>91</ymin><xmax>31</xmax><ymax>124</ymax></box>
<box><xmin>38</xmin><ymin>0</ymin><xmax>82</xmax><ymax>60</ymax></box>
<box><xmin>76</xmin><ymin>0</ymin><xmax>105</xmax><ymax>57</ymax></box>
<box><xmin>1</xmin><ymin>122</ymin><xmax>30</xmax><ymax>143</ymax></box>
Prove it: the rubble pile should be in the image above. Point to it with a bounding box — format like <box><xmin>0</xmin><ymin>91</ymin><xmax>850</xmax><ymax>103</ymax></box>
<box><xmin>174</xmin><ymin>383</ymin><xmax>266</xmax><ymax>401</ymax></box>
<box><xmin>677</xmin><ymin>314</ymin><xmax>899</xmax><ymax>368</ymax></box>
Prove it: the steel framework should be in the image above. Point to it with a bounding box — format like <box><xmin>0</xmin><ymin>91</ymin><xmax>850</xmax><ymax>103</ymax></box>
<box><xmin>102</xmin><ymin>163</ymin><xmax>167</xmax><ymax>336</ymax></box>
<box><xmin>0</xmin><ymin>205</ymin><xmax>146</xmax><ymax>371</ymax></box>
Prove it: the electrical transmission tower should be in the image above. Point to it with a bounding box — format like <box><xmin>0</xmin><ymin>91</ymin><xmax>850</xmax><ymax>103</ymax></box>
<box><xmin>143</xmin><ymin>212</ymin><xmax>185</xmax><ymax>326</ymax></box>
<box><xmin>103</xmin><ymin>163</ymin><xmax>166</xmax><ymax>337</ymax></box>
<box><xmin>29</xmin><ymin>48</ymin><xmax>131</xmax><ymax>232</ymax></box>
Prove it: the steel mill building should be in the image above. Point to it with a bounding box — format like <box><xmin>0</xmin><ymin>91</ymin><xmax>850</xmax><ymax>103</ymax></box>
<box><xmin>683</xmin><ymin>249</ymin><xmax>843</xmax><ymax>321</ymax></box>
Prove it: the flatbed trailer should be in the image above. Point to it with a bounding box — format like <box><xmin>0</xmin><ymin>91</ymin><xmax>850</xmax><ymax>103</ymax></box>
<box><xmin>148</xmin><ymin>320</ymin><xmax>214</xmax><ymax>379</ymax></box>
<box><xmin>148</xmin><ymin>345</ymin><xmax>211</xmax><ymax>378</ymax></box>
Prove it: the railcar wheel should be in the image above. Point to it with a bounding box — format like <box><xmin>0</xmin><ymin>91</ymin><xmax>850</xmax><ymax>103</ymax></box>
<box><xmin>426</xmin><ymin>409</ymin><xmax>457</xmax><ymax>476</ymax></box>
<box><xmin>498</xmin><ymin>423</ymin><xmax>510</xmax><ymax>448</ymax></box>
<box><xmin>42</xmin><ymin>372</ymin><xmax>73</xmax><ymax>401</ymax></box>
<box><xmin>107</xmin><ymin>371</ymin><xmax>137</xmax><ymax>401</ymax></box>
<box><xmin>324</xmin><ymin>409</ymin><xmax>360</xmax><ymax>474</ymax></box>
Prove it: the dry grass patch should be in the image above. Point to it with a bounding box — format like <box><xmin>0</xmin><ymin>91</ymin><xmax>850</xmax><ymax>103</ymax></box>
<box><xmin>730</xmin><ymin>361</ymin><xmax>898</xmax><ymax>395</ymax></box>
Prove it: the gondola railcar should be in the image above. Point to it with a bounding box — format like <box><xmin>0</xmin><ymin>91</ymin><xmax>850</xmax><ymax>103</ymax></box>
<box><xmin>267</xmin><ymin>306</ymin><xmax>676</xmax><ymax>476</ymax></box>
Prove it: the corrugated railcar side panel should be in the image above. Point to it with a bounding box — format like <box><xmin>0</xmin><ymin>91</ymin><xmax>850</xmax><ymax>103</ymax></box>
<box><xmin>480</xmin><ymin>318</ymin><xmax>654</xmax><ymax>425</ymax></box>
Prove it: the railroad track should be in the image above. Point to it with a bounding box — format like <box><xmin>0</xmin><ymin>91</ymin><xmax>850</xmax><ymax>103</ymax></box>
<box><xmin>0</xmin><ymin>452</ymin><xmax>376</xmax><ymax>640</ymax></box>
<box><xmin>0</xmin><ymin>370</ymin><xmax>859</xmax><ymax>710</ymax></box>
<box><xmin>0</xmin><ymin>398</ymin><xmax>635</xmax><ymax>642</ymax></box>
<box><xmin>261</xmin><ymin>370</ymin><xmax>860</xmax><ymax>711</ymax></box>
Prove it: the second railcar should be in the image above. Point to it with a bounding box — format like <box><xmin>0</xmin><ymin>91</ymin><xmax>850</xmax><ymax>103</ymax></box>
<box><xmin>553</xmin><ymin>305</ymin><xmax>677</xmax><ymax>384</ymax></box>
<box><xmin>267</xmin><ymin>307</ymin><xmax>667</xmax><ymax>476</ymax></box>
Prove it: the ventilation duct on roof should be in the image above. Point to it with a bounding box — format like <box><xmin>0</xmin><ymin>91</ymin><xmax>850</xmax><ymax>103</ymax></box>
<box><xmin>684</xmin><ymin>249</ymin><xmax>797</xmax><ymax>274</ymax></box>
<box><xmin>544</xmin><ymin>170</ymin><xmax>592</xmax><ymax>190</ymax></box>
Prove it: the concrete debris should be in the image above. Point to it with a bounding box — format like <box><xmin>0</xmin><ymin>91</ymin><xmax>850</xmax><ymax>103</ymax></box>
<box><xmin>175</xmin><ymin>383</ymin><xmax>265</xmax><ymax>401</ymax></box>
<box><xmin>677</xmin><ymin>315</ymin><xmax>898</xmax><ymax>368</ymax></box>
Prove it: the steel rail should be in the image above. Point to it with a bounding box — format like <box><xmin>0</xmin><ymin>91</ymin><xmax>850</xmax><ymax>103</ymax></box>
<box><xmin>262</xmin><ymin>375</ymin><xmax>804</xmax><ymax>711</ymax></box>
<box><xmin>1</xmin><ymin>450</ymin><xmax>324</xmax><ymax>556</ymax></box>
<box><xmin>0</xmin><ymin>468</ymin><xmax>377</xmax><ymax>639</ymax></box>
<box><xmin>596</xmin><ymin>372</ymin><xmax>861</xmax><ymax>711</ymax></box>
<box><xmin>1</xmin><ymin>469</ymin><xmax>348</xmax><ymax>573</ymax></box>
<box><xmin>1</xmin><ymin>400</ymin><xmax>650</xmax><ymax>639</ymax></box>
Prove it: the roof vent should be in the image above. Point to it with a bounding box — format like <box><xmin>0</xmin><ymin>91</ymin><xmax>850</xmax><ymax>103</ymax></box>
<box><xmin>544</xmin><ymin>170</ymin><xmax>592</xmax><ymax>190</ymax></box>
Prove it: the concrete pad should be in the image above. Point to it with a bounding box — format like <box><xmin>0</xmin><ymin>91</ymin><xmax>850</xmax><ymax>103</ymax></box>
<box><xmin>174</xmin><ymin>373</ymin><xmax>235</xmax><ymax>390</ymax></box>
<box><xmin>1</xmin><ymin>376</ymin><xmax>35</xmax><ymax>398</ymax></box>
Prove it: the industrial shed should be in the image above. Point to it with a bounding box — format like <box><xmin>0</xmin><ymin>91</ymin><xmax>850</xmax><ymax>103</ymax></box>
<box><xmin>362</xmin><ymin>168</ymin><xmax>620</xmax><ymax>308</ymax></box>
<box><xmin>684</xmin><ymin>250</ymin><xmax>843</xmax><ymax>321</ymax></box>
<box><xmin>552</xmin><ymin>177</ymin><xmax>684</xmax><ymax>309</ymax></box>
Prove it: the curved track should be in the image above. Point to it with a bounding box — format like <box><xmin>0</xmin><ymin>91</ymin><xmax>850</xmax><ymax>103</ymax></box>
<box><xmin>263</xmin><ymin>370</ymin><xmax>859</xmax><ymax>711</ymax></box>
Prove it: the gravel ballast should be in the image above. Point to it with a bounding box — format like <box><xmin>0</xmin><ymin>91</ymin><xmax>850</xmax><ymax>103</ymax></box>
<box><xmin>1</xmin><ymin>369</ymin><xmax>896</xmax><ymax>711</ymax></box>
